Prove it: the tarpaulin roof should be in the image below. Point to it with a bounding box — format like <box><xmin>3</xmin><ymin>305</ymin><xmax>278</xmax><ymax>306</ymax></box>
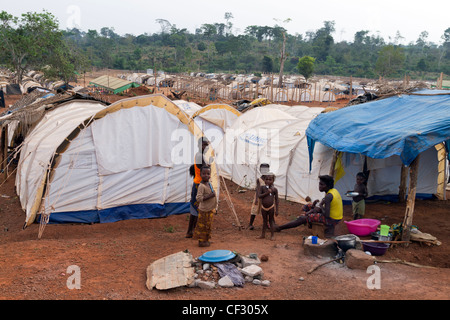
<box><xmin>89</xmin><ymin>75</ymin><xmax>140</xmax><ymax>94</ymax></box>
<box><xmin>306</xmin><ymin>89</ymin><xmax>450</xmax><ymax>167</ymax></box>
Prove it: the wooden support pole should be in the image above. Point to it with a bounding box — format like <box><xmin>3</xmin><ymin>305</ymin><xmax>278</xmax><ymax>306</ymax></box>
<box><xmin>438</xmin><ymin>72</ymin><xmax>443</xmax><ymax>89</ymax></box>
<box><xmin>220</xmin><ymin>176</ymin><xmax>242</xmax><ymax>230</ymax></box>
<box><xmin>436</xmin><ymin>142</ymin><xmax>447</xmax><ymax>200</ymax></box>
<box><xmin>270</xmin><ymin>74</ymin><xmax>274</xmax><ymax>101</ymax></box>
<box><xmin>255</xmin><ymin>81</ymin><xmax>259</xmax><ymax>99</ymax></box>
<box><xmin>1</xmin><ymin>126</ymin><xmax>7</xmax><ymax>182</ymax></box>
<box><xmin>398</xmin><ymin>165</ymin><xmax>408</xmax><ymax>203</ymax></box>
<box><xmin>349</xmin><ymin>76</ymin><xmax>353</xmax><ymax>102</ymax></box>
<box><xmin>314</xmin><ymin>83</ymin><xmax>317</xmax><ymax>103</ymax></box>
<box><xmin>401</xmin><ymin>155</ymin><xmax>420</xmax><ymax>244</ymax></box>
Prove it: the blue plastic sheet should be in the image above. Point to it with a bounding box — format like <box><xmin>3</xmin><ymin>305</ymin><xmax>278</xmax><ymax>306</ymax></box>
<box><xmin>306</xmin><ymin>90</ymin><xmax>450</xmax><ymax>167</ymax></box>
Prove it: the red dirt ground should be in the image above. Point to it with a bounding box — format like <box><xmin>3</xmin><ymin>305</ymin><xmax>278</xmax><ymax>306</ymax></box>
<box><xmin>0</xmin><ymin>91</ymin><xmax>449</xmax><ymax>304</ymax></box>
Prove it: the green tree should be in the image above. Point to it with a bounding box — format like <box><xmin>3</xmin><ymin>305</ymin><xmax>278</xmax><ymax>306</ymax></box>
<box><xmin>442</xmin><ymin>27</ymin><xmax>450</xmax><ymax>59</ymax></box>
<box><xmin>262</xmin><ymin>56</ymin><xmax>273</xmax><ymax>72</ymax></box>
<box><xmin>197</xmin><ymin>42</ymin><xmax>207</xmax><ymax>51</ymax></box>
<box><xmin>200</xmin><ymin>24</ymin><xmax>217</xmax><ymax>40</ymax></box>
<box><xmin>416</xmin><ymin>58</ymin><xmax>427</xmax><ymax>71</ymax></box>
<box><xmin>312</xmin><ymin>21</ymin><xmax>335</xmax><ymax>61</ymax></box>
<box><xmin>375</xmin><ymin>45</ymin><xmax>405</xmax><ymax>77</ymax></box>
<box><xmin>297</xmin><ymin>56</ymin><xmax>315</xmax><ymax>81</ymax></box>
<box><xmin>0</xmin><ymin>10</ymin><xmax>79</xmax><ymax>83</ymax></box>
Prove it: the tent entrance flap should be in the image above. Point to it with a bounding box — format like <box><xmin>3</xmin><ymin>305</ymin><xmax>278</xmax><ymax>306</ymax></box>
<box><xmin>307</xmin><ymin>135</ymin><xmax>315</xmax><ymax>172</ymax></box>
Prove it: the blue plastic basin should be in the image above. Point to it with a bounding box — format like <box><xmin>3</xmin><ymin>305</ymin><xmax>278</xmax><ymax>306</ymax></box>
<box><xmin>198</xmin><ymin>250</ymin><xmax>236</xmax><ymax>262</ymax></box>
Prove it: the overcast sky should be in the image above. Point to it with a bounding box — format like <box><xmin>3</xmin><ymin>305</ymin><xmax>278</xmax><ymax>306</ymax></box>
<box><xmin>2</xmin><ymin>0</ymin><xmax>449</xmax><ymax>44</ymax></box>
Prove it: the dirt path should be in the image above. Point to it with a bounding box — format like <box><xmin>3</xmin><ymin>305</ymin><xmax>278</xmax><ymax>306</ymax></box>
<box><xmin>0</xmin><ymin>174</ymin><xmax>449</xmax><ymax>301</ymax></box>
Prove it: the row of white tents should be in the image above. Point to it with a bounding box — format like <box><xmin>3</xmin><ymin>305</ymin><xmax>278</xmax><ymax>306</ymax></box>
<box><xmin>0</xmin><ymin>70</ymin><xmax>67</xmax><ymax>95</ymax></box>
<box><xmin>118</xmin><ymin>72</ymin><xmax>378</xmax><ymax>103</ymax></box>
<box><xmin>7</xmin><ymin>92</ymin><xmax>444</xmax><ymax>232</ymax></box>
<box><xmin>213</xmin><ymin>103</ymin><xmax>441</xmax><ymax>203</ymax></box>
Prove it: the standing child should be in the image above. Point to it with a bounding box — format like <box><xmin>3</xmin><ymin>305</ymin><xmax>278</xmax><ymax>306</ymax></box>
<box><xmin>247</xmin><ymin>163</ymin><xmax>270</xmax><ymax>230</ymax></box>
<box><xmin>351</xmin><ymin>172</ymin><xmax>368</xmax><ymax>220</ymax></box>
<box><xmin>194</xmin><ymin>166</ymin><xmax>217</xmax><ymax>247</ymax></box>
<box><xmin>186</xmin><ymin>138</ymin><xmax>210</xmax><ymax>238</ymax></box>
<box><xmin>258</xmin><ymin>173</ymin><xmax>279</xmax><ymax>240</ymax></box>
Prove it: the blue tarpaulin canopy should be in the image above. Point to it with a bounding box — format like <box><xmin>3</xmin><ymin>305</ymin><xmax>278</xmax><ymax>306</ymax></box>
<box><xmin>306</xmin><ymin>90</ymin><xmax>450</xmax><ymax>168</ymax></box>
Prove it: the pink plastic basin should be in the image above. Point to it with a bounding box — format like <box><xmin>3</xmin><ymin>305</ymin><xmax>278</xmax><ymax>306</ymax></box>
<box><xmin>344</xmin><ymin>219</ymin><xmax>381</xmax><ymax>236</ymax></box>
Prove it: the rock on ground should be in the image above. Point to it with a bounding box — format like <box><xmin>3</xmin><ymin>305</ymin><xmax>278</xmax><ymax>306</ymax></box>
<box><xmin>218</xmin><ymin>275</ymin><xmax>234</xmax><ymax>288</ymax></box>
<box><xmin>241</xmin><ymin>265</ymin><xmax>263</xmax><ymax>277</ymax></box>
<box><xmin>345</xmin><ymin>249</ymin><xmax>376</xmax><ymax>269</ymax></box>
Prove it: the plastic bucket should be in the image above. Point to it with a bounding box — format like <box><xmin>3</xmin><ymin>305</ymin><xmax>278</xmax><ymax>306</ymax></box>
<box><xmin>380</xmin><ymin>225</ymin><xmax>390</xmax><ymax>236</ymax></box>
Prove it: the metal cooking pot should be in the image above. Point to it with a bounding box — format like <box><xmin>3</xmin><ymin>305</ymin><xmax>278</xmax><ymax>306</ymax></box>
<box><xmin>335</xmin><ymin>234</ymin><xmax>357</xmax><ymax>252</ymax></box>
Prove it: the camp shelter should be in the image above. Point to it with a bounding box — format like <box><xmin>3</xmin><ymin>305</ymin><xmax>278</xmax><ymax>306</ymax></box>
<box><xmin>190</xmin><ymin>104</ymin><xmax>241</xmax><ymax>150</ymax></box>
<box><xmin>16</xmin><ymin>94</ymin><xmax>219</xmax><ymax>231</ymax></box>
<box><xmin>89</xmin><ymin>75</ymin><xmax>140</xmax><ymax>94</ymax></box>
<box><xmin>306</xmin><ymin>89</ymin><xmax>450</xmax><ymax>200</ymax></box>
<box><xmin>215</xmin><ymin>104</ymin><xmax>330</xmax><ymax>202</ymax></box>
<box><xmin>172</xmin><ymin>100</ymin><xmax>202</xmax><ymax>117</ymax></box>
<box><xmin>0</xmin><ymin>83</ymin><xmax>22</xmax><ymax>95</ymax></box>
<box><xmin>305</xmin><ymin>89</ymin><xmax>450</xmax><ymax>240</ymax></box>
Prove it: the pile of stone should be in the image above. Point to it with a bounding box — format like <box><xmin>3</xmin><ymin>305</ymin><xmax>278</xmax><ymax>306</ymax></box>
<box><xmin>189</xmin><ymin>253</ymin><xmax>271</xmax><ymax>289</ymax></box>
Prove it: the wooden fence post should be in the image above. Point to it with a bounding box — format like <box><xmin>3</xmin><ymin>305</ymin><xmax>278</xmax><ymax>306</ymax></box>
<box><xmin>1</xmin><ymin>126</ymin><xmax>7</xmax><ymax>182</ymax></box>
<box><xmin>270</xmin><ymin>74</ymin><xmax>274</xmax><ymax>101</ymax></box>
<box><xmin>349</xmin><ymin>76</ymin><xmax>353</xmax><ymax>102</ymax></box>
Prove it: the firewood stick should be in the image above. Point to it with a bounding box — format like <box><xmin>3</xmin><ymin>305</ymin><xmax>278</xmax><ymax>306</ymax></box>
<box><xmin>360</xmin><ymin>240</ymin><xmax>412</xmax><ymax>244</ymax></box>
<box><xmin>307</xmin><ymin>257</ymin><xmax>341</xmax><ymax>274</ymax></box>
<box><xmin>375</xmin><ymin>259</ymin><xmax>436</xmax><ymax>269</ymax></box>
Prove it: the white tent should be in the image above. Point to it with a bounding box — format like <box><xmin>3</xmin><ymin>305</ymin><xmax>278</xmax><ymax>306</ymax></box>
<box><xmin>17</xmin><ymin>94</ymin><xmax>219</xmax><ymax>227</ymax></box>
<box><xmin>258</xmin><ymin>105</ymin><xmax>441</xmax><ymax>201</ymax></box>
<box><xmin>215</xmin><ymin>104</ymin><xmax>331</xmax><ymax>202</ymax></box>
<box><xmin>190</xmin><ymin>104</ymin><xmax>241</xmax><ymax>151</ymax></box>
<box><xmin>214</xmin><ymin>102</ymin><xmax>442</xmax><ymax>203</ymax></box>
<box><xmin>172</xmin><ymin>100</ymin><xmax>202</xmax><ymax>117</ymax></box>
<box><xmin>17</xmin><ymin>99</ymin><xmax>108</xmax><ymax>225</ymax></box>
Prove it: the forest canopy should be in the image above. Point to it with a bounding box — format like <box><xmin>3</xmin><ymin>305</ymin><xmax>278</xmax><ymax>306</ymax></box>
<box><xmin>1</xmin><ymin>10</ymin><xmax>449</xmax><ymax>81</ymax></box>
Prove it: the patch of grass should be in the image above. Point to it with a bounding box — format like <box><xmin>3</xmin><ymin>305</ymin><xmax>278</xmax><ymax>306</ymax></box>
<box><xmin>163</xmin><ymin>225</ymin><xmax>177</xmax><ymax>233</ymax></box>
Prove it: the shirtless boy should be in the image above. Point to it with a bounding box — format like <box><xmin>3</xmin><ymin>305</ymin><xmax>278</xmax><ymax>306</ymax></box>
<box><xmin>258</xmin><ymin>173</ymin><xmax>278</xmax><ymax>240</ymax></box>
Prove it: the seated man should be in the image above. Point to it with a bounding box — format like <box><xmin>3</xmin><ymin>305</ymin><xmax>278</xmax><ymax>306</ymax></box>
<box><xmin>276</xmin><ymin>175</ymin><xmax>343</xmax><ymax>238</ymax></box>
